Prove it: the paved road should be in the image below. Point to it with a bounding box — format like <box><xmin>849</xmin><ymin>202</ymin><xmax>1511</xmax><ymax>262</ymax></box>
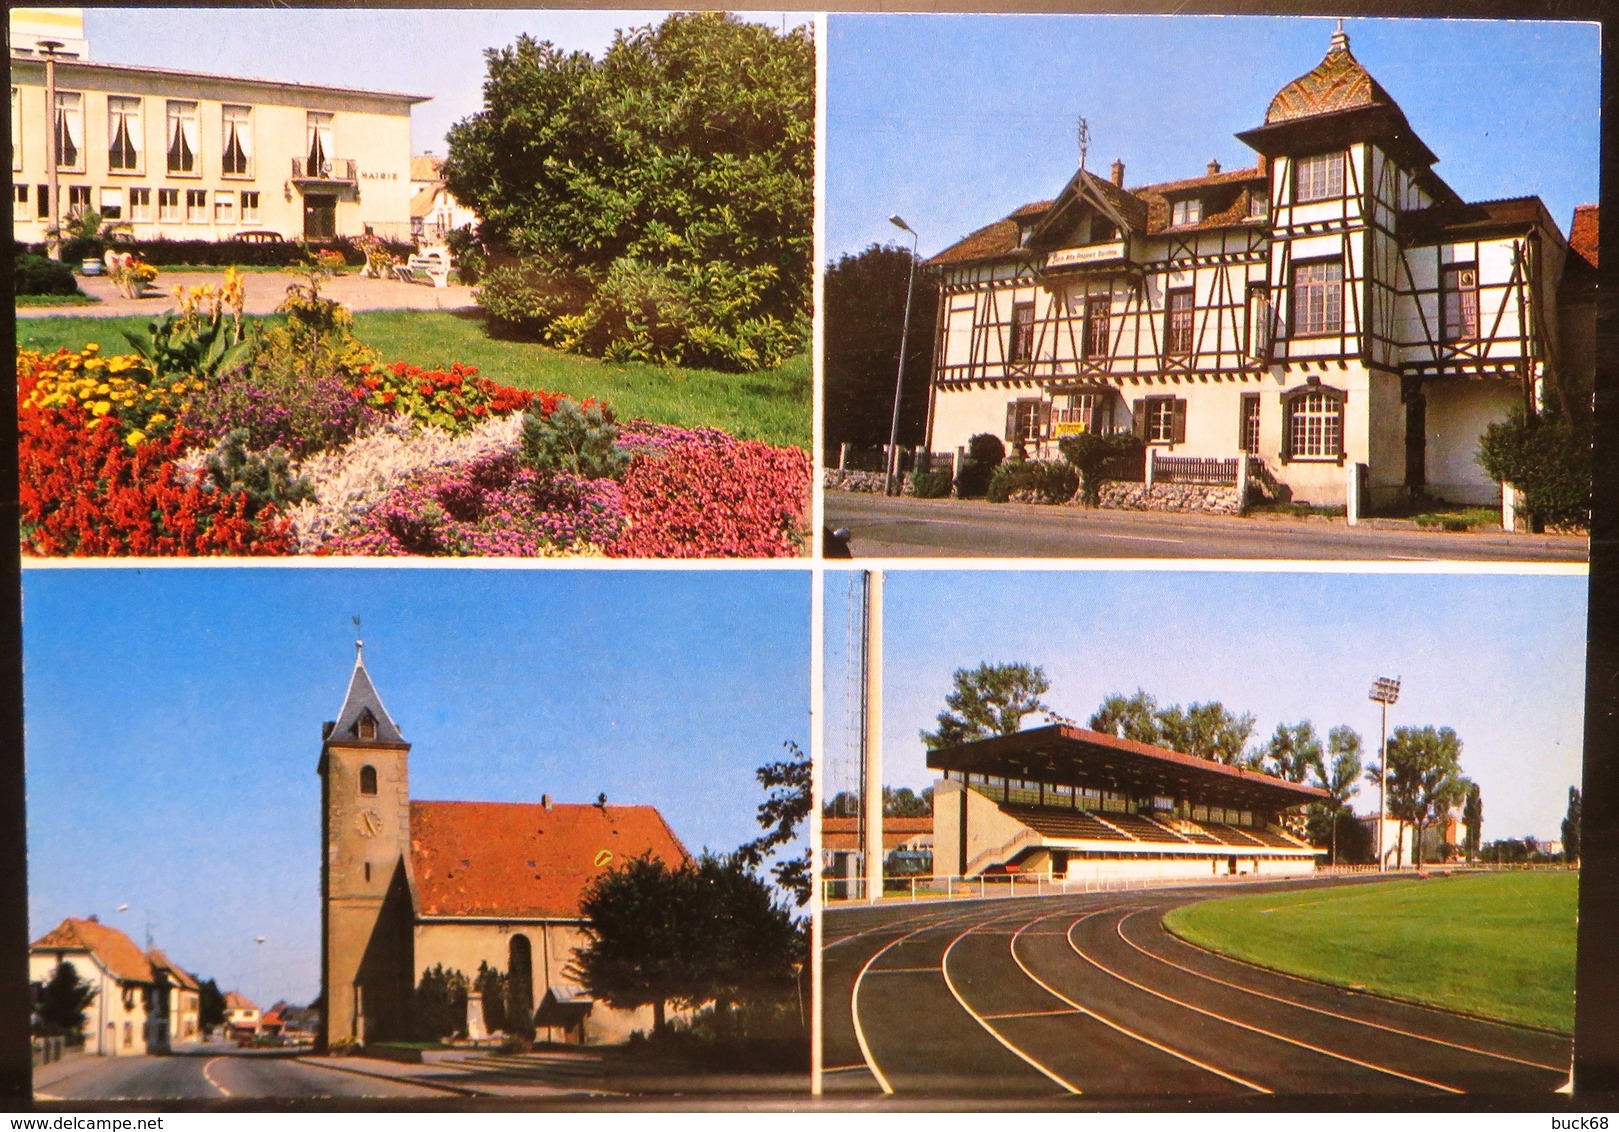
<box><xmin>825</xmin><ymin>492</ymin><xmax>1589</xmax><ymax>562</ymax></box>
<box><xmin>35</xmin><ymin>1047</ymin><xmax>445</xmax><ymax>1101</ymax></box>
<box><xmin>823</xmin><ymin>878</ymin><xmax>1571</xmax><ymax>1101</ymax></box>
<box><xmin>18</xmin><ymin>268</ymin><xmax>479</xmax><ymax>319</ymax></box>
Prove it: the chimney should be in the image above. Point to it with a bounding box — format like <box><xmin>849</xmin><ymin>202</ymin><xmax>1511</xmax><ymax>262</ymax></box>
<box><xmin>1256</xmin><ymin>154</ymin><xmax>1268</xmax><ymax>176</ymax></box>
<box><xmin>541</xmin><ymin>793</ymin><xmax>552</xmax><ymax>810</ymax></box>
<box><xmin>1110</xmin><ymin>158</ymin><xmax>1125</xmax><ymax>187</ymax></box>
<box><xmin>1207</xmin><ymin>158</ymin><xmax>1222</xmax><ymax>176</ymax></box>
<box><xmin>88</xmin><ymin>914</ymin><xmax>98</xmax><ymax>923</ymax></box>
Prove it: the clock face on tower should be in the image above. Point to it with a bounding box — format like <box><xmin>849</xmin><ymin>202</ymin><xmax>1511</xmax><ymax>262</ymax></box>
<box><xmin>358</xmin><ymin>809</ymin><xmax>383</xmax><ymax>837</ymax></box>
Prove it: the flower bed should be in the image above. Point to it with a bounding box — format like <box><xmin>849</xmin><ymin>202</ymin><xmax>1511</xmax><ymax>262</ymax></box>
<box><xmin>18</xmin><ymin>331</ymin><xmax>810</xmax><ymax>558</ymax></box>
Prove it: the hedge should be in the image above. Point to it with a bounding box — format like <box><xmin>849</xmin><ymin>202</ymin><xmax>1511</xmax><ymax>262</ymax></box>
<box><xmin>14</xmin><ymin>236</ymin><xmax>415</xmax><ymax>269</ymax></box>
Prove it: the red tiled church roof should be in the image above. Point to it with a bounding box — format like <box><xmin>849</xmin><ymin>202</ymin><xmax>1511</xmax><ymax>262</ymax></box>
<box><xmin>32</xmin><ymin>917</ymin><xmax>154</xmax><ymax>984</ymax></box>
<box><xmin>409</xmin><ymin>800</ymin><xmax>690</xmax><ymax>920</ymax></box>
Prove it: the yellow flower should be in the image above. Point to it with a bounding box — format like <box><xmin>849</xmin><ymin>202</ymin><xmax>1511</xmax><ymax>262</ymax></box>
<box><xmin>96</xmin><ymin>383</ymin><xmax>110</xmax><ymax>395</ymax></box>
<box><xmin>83</xmin><ymin>343</ymin><xmax>99</xmax><ymax>355</ymax></box>
<box><xmin>90</xmin><ymin>400</ymin><xmax>111</xmax><ymax>416</ymax></box>
<box><xmin>125</xmin><ymin>429</ymin><xmax>146</xmax><ymax>446</ymax></box>
<box><xmin>148</xmin><ymin>412</ymin><xmax>167</xmax><ymax>424</ymax></box>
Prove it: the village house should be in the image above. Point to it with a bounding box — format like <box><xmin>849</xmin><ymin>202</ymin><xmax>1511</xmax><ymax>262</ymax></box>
<box><xmin>10</xmin><ymin>8</ymin><xmax>426</xmax><ymax>245</ymax></box>
<box><xmin>408</xmin><ymin>153</ymin><xmax>477</xmax><ymax>244</ymax></box>
<box><xmin>320</xmin><ymin>645</ymin><xmax>690</xmax><ymax>1050</ymax></box>
<box><xmin>223</xmin><ymin>990</ymin><xmax>261</xmax><ymax>1039</ymax></box>
<box><xmin>924</xmin><ymin>25</ymin><xmax>1594</xmax><ymax>509</ymax></box>
<box><xmin>29</xmin><ymin>917</ymin><xmax>201</xmax><ymax>1055</ymax></box>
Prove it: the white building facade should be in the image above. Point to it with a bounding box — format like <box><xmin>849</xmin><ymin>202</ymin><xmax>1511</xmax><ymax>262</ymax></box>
<box><xmin>925</xmin><ymin>28</ymin><xmax>1582</xmax><ymax>508</ymax></box>
<box><xmin>11</xmin><ymin>15</ymin><xmax>427</xmax><ymax>245</ymax></box>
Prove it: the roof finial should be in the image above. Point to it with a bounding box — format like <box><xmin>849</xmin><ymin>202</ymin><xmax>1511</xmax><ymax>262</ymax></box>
<box><xmin>1330</xmin><ymin>18</ymin><xmax>1349</xmax><ymax>53</ymax></box>
<box><xmin>1077</xmin><ymin>116</ymin><xmax>1090</xmax><ymax>174</ymax></box>
<box><xmin>352</xmin><ymin>616</ymin><xmax>364</xmax><ymax>665</ymax></box>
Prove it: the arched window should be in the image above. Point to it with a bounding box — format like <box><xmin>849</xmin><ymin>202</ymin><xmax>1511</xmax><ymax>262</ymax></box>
<box><xmin>359</xmin><ymin>765</ymin><xmax>377</xmax><ymax>795</ymax></box>
<box><xmin>508</xmin><ymin>934</ymin><xmax>535</xmax><ymax>1036</ymax></box>
<box><xmin>1280</xmin><ymin>384</ymin><xmax>1345</xmax><ymax>463</ymax></box>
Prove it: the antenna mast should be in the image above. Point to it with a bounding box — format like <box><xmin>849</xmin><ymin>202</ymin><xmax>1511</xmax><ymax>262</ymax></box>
<box><xmin>1077</xmin><ymin>116</ymin><xmax>1090</xmax><ymax>173</ymax></box>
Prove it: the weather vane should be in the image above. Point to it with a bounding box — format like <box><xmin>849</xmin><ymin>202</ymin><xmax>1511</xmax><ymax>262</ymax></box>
<box><xmin>352</xmin><ymin>615</ymin><xmax>363</xmax><ymax>657</ymax></box>
<box><xmin>1078</xmin><ymin>116</ymin><xmax>1090</xmax><ymax>173</ymax></box>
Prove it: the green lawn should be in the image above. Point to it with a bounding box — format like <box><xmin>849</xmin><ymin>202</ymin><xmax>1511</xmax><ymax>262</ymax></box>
<box><xmin>1164</xmin><ymin>871</ymin><xmax>1577</xmax><ymax>1032</ymax></box>
<box><xmin>16</xmin><ymin>309</ymin><xmax>811</xmax><ymax>450</ymax></box>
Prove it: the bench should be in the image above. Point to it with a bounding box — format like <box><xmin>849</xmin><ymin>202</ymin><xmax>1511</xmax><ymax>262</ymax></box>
<box><xmin>393</xmin><ymin>247</ymin><xmax>451</xmax><ymax>288</ymax></box>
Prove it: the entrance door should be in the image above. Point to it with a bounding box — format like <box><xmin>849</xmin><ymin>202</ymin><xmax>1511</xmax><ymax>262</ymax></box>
<box><xmin>303</xmin><ymin>194</ymin><xmax>337</xmax><ymax>239</ymax></box>
<box><xmin>1405</xmin><ymin>393</ymin><xmax>1426</xmax><ymax>491</ymax></box>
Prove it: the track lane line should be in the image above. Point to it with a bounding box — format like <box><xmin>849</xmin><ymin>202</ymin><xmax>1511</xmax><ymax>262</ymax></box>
<box><xmin>1119</xmin><ymin>906</ymin><xmax>1569</xmax><ymax>1075</ymax></box>
<box><xmin>1009</xmin><ymin>912</ymin><xmax>1272</xmax><ymax>1094</ymax></box>
<box><xmin>940</xmin><ymin>918</ymin><xmax>1083</xmax><ymax>1094</ymax></box>
<box><xmin>1064</xmin><ymin>910</ymin><xmax>1463</xmax><ymax>1095</ymax></box>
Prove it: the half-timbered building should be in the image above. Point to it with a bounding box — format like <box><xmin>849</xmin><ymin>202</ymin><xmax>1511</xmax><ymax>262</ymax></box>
<box><xmin>926</xmin><ymin>26</ymin><xmax>1586</xmax><ymax>508</ymax></box>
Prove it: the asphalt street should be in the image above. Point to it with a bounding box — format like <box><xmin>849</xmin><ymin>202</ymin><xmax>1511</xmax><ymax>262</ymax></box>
<box><xmin>34</xmin><ymin>1047</ymin><xmax>444</xmax><ymax>1101</ymax></box>
<box><xmin>823</xmin><ymin>877</ymin><xmax>1571</xmax><ymax>1101</ymax></box>
<box><xmin>824</xmin><ymin>492</ymin><xmax>1589</xmax><ymax>561</ymax></box>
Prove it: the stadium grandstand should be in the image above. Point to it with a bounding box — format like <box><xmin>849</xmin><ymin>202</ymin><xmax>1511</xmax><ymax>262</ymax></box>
<box><xmin>931</xmin><ymin>724</ymin><xmax>1327</xmax><ymax>882</ymax></box>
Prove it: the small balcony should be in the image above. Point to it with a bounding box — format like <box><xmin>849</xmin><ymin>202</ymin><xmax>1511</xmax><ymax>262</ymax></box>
<box><xmin>291</xmin><ymin>157</ymin><xmax>358</xmax><ymax>184</ymax></box>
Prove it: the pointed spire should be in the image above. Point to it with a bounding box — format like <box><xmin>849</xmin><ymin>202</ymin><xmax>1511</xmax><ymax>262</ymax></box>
<box><xmin>330</xmin><ymin>644</ymin><xmax>404</xmax><ymax>744</ymax></box>
<box><xmin>1330</xmin><ymin>18</ymin><xmax>1350</xmax><ymax>54</ymax></box>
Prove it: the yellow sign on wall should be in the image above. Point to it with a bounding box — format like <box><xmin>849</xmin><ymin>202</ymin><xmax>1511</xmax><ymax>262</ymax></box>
<box><xmin>1053</xmin><ymin>421</ymin><xmax>1088</xmax><ymax>437</ymax></box>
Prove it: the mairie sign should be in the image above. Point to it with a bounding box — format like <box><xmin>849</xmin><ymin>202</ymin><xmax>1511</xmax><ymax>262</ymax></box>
<box><xmin>1045</xmin><ymin>241</ymin><xmax>1127</xmax><ymax>269</ymax></box>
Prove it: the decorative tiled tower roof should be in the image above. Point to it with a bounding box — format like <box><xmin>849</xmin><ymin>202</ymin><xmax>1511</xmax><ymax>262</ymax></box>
<box><xmin>1264</xmin><ymin>24</ymin><xmax>1396</xmax><ymax>124</ymax></box>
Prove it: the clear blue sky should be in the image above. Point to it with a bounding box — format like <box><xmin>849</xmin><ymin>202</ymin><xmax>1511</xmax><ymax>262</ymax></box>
<box><xmin>828</xmin><ymin>15</ymin><xmax>1600</xmax><ymax>262</ymax></box>
<box><xmin>79</xmin><ymin>8</ymin><xmax>807</xmax><ymax>157</ymax></box>
<box><xmin>824</xmin><ymin>569</ymin><xmax>1586</xmax><ymax>848</ymax></box>
<box><xmin>24</xmin><ymin>567</ymin><xmax>809</xmax><ymax>1007</ymax></box>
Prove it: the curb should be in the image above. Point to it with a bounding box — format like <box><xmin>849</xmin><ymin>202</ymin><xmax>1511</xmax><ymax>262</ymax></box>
<box><xmin>295</xmin><ymin>1055</ymin><xmax>478</xmax><ymax>1097</ymax></box>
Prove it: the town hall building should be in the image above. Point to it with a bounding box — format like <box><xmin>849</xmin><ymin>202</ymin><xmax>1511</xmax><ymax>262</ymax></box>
<box><xmin>925</xmin><ymin>25</ymin><xmax>1593</xmax><ymax>509</ymax></box>
<box><xmin>319</xmin><ymin>645</ymin><xmax>689</xmax><ymax>1050</ymax></box>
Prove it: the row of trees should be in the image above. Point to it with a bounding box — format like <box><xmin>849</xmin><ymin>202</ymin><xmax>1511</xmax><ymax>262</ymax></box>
<box><xmin>915</xmin><ymin>662</ymin><xmax>1502</xmax><ymax>866</ymax></box>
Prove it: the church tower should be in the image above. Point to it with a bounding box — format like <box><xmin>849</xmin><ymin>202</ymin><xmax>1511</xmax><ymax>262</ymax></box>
<box><xmin>318</xmin><ymin>643</ymin><xmax>413</xmax><ymax>1049</ymax></box>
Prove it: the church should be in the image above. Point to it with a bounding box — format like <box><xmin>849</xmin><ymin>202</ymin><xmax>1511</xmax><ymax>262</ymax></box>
<box><xmin>319</xmin><ymin>644</ymin><xmax>689</xmax><ymax>1049</ymax></box>
<box><xmin>924</xmin><ymin>25</ymin><xmax>1595</xmax><ymax>510</ymax></box>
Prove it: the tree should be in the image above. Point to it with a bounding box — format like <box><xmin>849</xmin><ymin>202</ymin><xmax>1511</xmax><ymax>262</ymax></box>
<box><xmin>414</xmin><ymin>964</ymin><xmax>469</xmax><ymax>1041</ymax></box>
<box><xmin>197</xmin><ymin>978</ymin><xmax>226</xmax><ymax>1037</ymax></box>
<box><xmin>1310</xmin><ymin>725</ymin><xmax>1362</xmax><ymax>865</ymax></box>
<box><xmin>443</xmin><ymin>14</ymin><xmax>813</xmax><ymax>371</ymax></box>
<box><xmin>884</xmin><ymin>786</ymin><xmax>933</xmax><ymax>817</ymax></box>
<box><xmin>921</xmin><ymin>662</ymin><xmax>1050</xmax><ymax>749</ymax></box>
<box><xmin>35</xmin><ymin>961</ymin><xmax>96</xmax><ymax>1038</ymax></box>
<box><xmin>736</xmin><ymin>740</ymin><xmax>811</xmax><ymax>907</ymax></box>
<box><xmin>1463</xmin><ymin>781</ymin><xmax>1484</xmax><ymax>864</ymax></box>
<box><xmin>823</xmin><ymin>244</ymin><xmax>937</xmax><ymax>449</ymax></box>
<box><xmin>1156</xmin><ymin>702</ymin><xmax>1256</xmax><ymax>764</ymax></box>
<box><xmin>1088</xmin><ymin>690</ymin><xmax>1160</xmax><ymax>743</ymax></box>
<box><xmin>572</xmin><ymin>851</ymin><xmax>801</xmax><ymax>1032</ymax></box>
<box><xmin>1382</xmin><ymin>725</ymin><xmax>1465</xmax><ymax>867</ymax></box>
<box><xmin>1562</xmin><ymin>786</ymin><xmax>1582</xmax><ymax>865</ymax></box>
<box><xmin>1259</xmin><ymin>721</ymin><xmax>1321</xmax><ymax>783</ymax></box>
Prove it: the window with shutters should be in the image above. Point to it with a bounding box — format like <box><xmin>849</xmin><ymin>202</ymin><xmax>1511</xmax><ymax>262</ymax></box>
<box><xmin>1283</xmin><ymin>386</ymin><xmax>1345</xmax><ymax>461</ymax></box>
<box><xmin>1294</xmin><ymin>151</ymin><xmax>1344</xmax><ymax>203</ymax></box>
<box><xmin>1442</xmin><ymin>263</ymin><xmax>1478</xmax><ymax>342</ymax></box>
<box><xmin>1291</xmin><ymin>259</ymin><xmax>1343</xmax><ymax>336</ymax></box>
<box><xmin>1136</xmin><ymin>395</ymin><xmax>1184</xmax><ymax>445</ymax></box>
<box><xmin>1009</xmin><ymin>301</ymin><xmax>1036</xmax><ymax>363</ymax></box>
<box><xmin>1166</xmin><ymin>288</ymin><xmax>1194</xmax><ymax>355</ymax></box>
<box><xmin>1007</xmin><ymin>398</ymin><xmax>1046</xmax><ymax>444</ymax></box>
<box><xmin>166</xmin><ymin>101</ymin><xmax>199</xmax><ymax>174</ymax></box>
<box><xmin>1084</xmin><ymin>295</ymin><xmax>1111</xmax><ymax>359</ymax></box>
<box><xmin>108</xmin><ymin>96</ymin><xmax>141</xmax><ymax>173</ymax></box>
<box><xmin>1246</xmin><ymin>284</ymin><xmax>1272</xmax><ymax>360</ymax></box>
<box><xmin>54</xmin><ymin>91</ymin><xmax>83</xmax><ymax>171</ymax></box>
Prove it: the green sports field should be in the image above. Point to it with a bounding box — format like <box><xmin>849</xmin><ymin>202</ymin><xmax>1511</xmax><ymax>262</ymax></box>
<box><xmin>1164</xmin><ymin>871</ymin><xmax>1577</xmax><ymax>1032</ymax></box>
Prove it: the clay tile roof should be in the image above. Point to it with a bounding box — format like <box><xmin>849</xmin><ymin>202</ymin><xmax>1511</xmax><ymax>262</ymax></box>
<box><xmin>928</xmin><ymin>205</ymin><xmax>1049</xmax><ymax>267</ymax></box>
<box><xmin>146</xmin><ymin>948</ymin><xmax>199</xmax><ymax>990</ymax></box>
<box><xmin>1266</xmin><ymin>29</ymin><xmax>1395</xmax><ymax>125</ymax></box>
<box><xmin>1133</xmin><ymin>165</ymin><xmax>1267</xmax><ymax>233</ymax></box>
<box><xmin>821</xmin><ymin>816</ymin><xmax>933</xmax><ymax>852</ymax></box>
<box><xmin>32</xmin><ymin>918</ymin><xmax>154</xmax><ymax>984</ymax></box>
<box><xmin>410</xmin><ymin>155</ymin><xmax>444</xmax><ymax>182</ymax></box>
<box><xmin>1570</xmin><ymin>204</ymin><xmax>1598</xmax><ymax>268</ymax></box>
<box><xmin>410</xmin><ymin>800</ymin><xmax>691</xmax><ymax>920</ymax></box>
<box><xmin>224</xmin><ymin>991</ymin><xmax>259</xmax><ymax>1012</ymax></box>
<box><xmin>409</xmin><ymin>185</ymin><xmax>439</xmax><ymax>220</ymax></box>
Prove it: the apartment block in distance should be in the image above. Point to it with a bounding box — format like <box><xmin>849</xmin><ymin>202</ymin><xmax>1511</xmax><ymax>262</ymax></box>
<box><xmin>11</xmin><ymin>8</ymin><xmax>427</xmax><ymax>244</ymax></box>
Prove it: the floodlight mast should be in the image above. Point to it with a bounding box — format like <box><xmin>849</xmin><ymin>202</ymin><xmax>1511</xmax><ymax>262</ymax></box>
<box><xmin>1369</xmin><ymin>677</ymin><xmax>1401</xmax><ymax>872</ymax></box>
<box><xmin>884</xmin><ymin>215</ymin><xmax>920</xmax><ymax>496</ymax></box>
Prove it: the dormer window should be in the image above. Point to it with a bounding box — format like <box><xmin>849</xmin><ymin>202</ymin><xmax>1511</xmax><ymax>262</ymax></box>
<box><xmin>1248</xmin><ymin>192</ymin><xmax>1269</xmax><ymax>220</ymax></box>
<box><xmin>356</xmin><ymin>709</ymin><xmax>377</xmax><ymax>740</ymax></box>
<box><xmin>1171</xmin><ymin>199</ymin><xmax>1201</xmax><ymax>227</ymax></box>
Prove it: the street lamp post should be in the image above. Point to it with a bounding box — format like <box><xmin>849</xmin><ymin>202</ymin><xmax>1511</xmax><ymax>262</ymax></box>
<box><xmin>884</xmin><ymin>215</ymin><xmax>920</xmax><ymax>496</ymax></box>
<box><xmin>254</xmin><ymin>935</ymin><xmax>266</xmax><ymax>1017</ymax></box>
<box><xmin>1369</xmin><ymin>676</ymin><xmax>1401</xmax><ymax>872</ymax></box>
<box><xmin>38</xmin><ymin>39</ymin><xmax>65</xmax><ymax>260</ymax></box>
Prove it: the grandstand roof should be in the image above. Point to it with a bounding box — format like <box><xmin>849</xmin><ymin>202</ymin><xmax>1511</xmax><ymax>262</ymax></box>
<box><xmin>926</xmin><ymin>724</ymin><xmax>1328</xmax><ymax>812</ymax></box>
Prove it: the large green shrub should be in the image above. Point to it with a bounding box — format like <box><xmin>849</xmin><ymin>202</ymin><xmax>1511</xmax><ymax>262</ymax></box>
<box><xmin>910</xmin><ymin>469</ymin><xmax>951</xmax><ymax>498</ymax></box>
<box><xmin>1059</xmin><ymin>432</ymin><xmax>1147</xmax><ymax>505</ymax></box>
<box><xmin>15</xmin><ymin>254</ymin><xmax>79</xmax><ymax>296</ymax></box>
<box><xmin>985</xmin><ymin>460</ymin><xmax>1079</xmax><ymax>504</ymax></box>
<box><xmin>444</xmin><ymin>13</ymin><xmax>812</xmax><ymax>372</ymax></box>
<box><xmin>955</xmin><ymin>433</ymin><xmax>1006</xmax><ymax>498</ymax></box>
<box><xmin>518</xmin><ymin>398</ymin><xmax>632</xmax><ymax>480</ymax></box>
<box><xmin>1477</xmin><ymin>409</ymin><xmax>1591</xmax><ymax>530</ymax></box>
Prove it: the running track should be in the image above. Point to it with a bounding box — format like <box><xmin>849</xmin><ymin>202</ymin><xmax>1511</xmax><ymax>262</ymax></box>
<box><xmin>822</xmin><ymin>877</ymin><xmax>1571</xmax><ymax>1100</ymax></box>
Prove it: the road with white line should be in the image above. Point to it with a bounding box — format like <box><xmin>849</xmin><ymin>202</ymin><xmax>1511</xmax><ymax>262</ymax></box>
<box><xmin>823</xmin><ymin>877</ymin><xmax>1570</xmax><ymax>1100</ymax></box>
